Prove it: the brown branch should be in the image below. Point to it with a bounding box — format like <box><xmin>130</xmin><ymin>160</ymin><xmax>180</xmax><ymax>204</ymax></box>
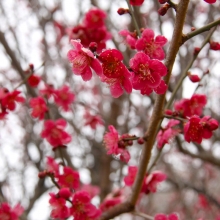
<box><xmin>100</xmin><ymin>0</ymin><xmax>190</xmax><ymax>219</ymax></box>
<box><xmin>0</xmin><ymin>31</ymin><xmax>36</xmax><ymax>97</ymax></box>
<box><xmin>176</xmin><ymin>136</ymin><xmax>220</xmax><ymax>167</ymax></box>
<box><xmin>182</xmin><ymin>18</ymin><xmax>220</xmax><ymax>44</ymax></box>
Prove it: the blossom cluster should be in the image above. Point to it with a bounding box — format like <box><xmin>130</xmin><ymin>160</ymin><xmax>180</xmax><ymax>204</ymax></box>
<box><xmin>39</xmin><ymin>157</ymin><xmax>101</xmax><ymax>220</ymax></box>
<box><xmin>68</xmin><ymin>8</ymin><xmax>111</xmax><ymax>53</ymax></box>
<box><xmin>124</xmin><ymin>166</ymin><xmax>167</xmax><ymax>194</ymax></box>
<box><xmin>157</xmin><ymin>93</ymin><xmax>219</xmax><ymax>146</ymax></box>
<box><xmin>68</xmin><ymin>26</ymin><xmax>168</xmax><ymax>97</ymax></box>
<box><xmin>0</xmin><ymin>88</ymin><xmax>25</xmax><ymax>119</ymax></box>
<box><xmin>103</xmin><ymin>125</ymin><xmax>138</xmax><ymax>163</ymax></box>
<box><xmin>0</xmin><ymin>203</ymin><xmax>24</xmax><ymax>220</ymax></box>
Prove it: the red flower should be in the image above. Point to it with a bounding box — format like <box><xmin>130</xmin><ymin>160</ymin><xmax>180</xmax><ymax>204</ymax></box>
<box><xmin>124</xmin><ymin>166</ymin><xmax>139</xmax><ymax>186</ymax></box>
<box><xmin>99</xmin><ymin>49</ymin><xmax>128</xmax><ymax>78</ymax></box>
<box><xmin>204</xmin><ymin>0</ymin><xmax>216</xmax><ymax>4</ymax></box>
<box><xmin>54</xmin><ymin>85</ymin><xmax>75</xmax><ymax>111</ymax></box>
<box><xmin>103</xmin><ymin>125</ymin><xmax>120</xmax><ymax>155</ymax></box>
<box><xmin>1</xmin><ymin>90</ymin><xmax>25</xmax><ymax>111</ymax></box>
<box><xmin>83</xmin><ymin>8</ymin><xmax>107</xmax><ymax>28</ymax></box>
<box><xmin>124</xmin><ymin>166</ymin><xmax>166</xmax><ymax>193</ymax></box>
<box><xmin>68</xmin><ymin>25</ymin><xmax>111</xmax><ymax>53</ymax></box>
<box><xmin>67</xmin><ymin>40</ymin><xmax>103</xmax><ymax>81</ymax></box>
<box><xmin>83</xmin><ymin>111</ymin><xmax>104</xmax><ymax>129</ymax></box>
<box><xmin>129</xmin><ymin>52</ymin><xmax>167</xmax><ymax>91</ymax></box>
<box><xmin>27</xmin><ymin>74</ymin><xmax>41</xmax><ymax>87</ymax></box>
<box><xmin>184</xmin><ymin>115</ymin><xmax>219</xmax><ymax>144</ymax></box>
<box><xmin>145</xmin><ymin>171</ymin><xmax>167</xmax><ymax>193</ymax></box>
<box><xmin>29</xmin><ymin>96</ymin><xmax>48</xmax><ymax>120</ymax></box>
<box><xmin>41</xmin><ymin>119</ymin><xmax>72</xmax><ymax>148</ymax></box>
<box><xmin>154</xmin><ymin>213</ymin><xmax>179</xmax><ymax>220</ymax></box>
<box><xmin>99</xmin><ymin>49</ymin><xmax>132</xmax><ymax>98</ymax></box>
<box><xmin>0</xmin><ymin>203</ymin><xmax>24</xmax><ymax>220</ymax></box>
<box><xmin>49</xmin><ymin>193</ymin><xmax>70</xmax><ymax>219</ymax></box>
<box><xmin>140</xmin><ymin>79</ymin><xmax>167</xmax><ymax>96</ymax></box>
<box><xmin>119</xmin><ymin>30</ymin><xmax>138</xmax><ymax>49</ymax></box>
<box><xmin>188</xmin><ymin>74</ymin><xmax>200</xmax><ymax>83</ymax></box>
<box><xmin>100</xmin><ymin>73</ymin><xmax>132</xmax><ymax>98</ymax></box>
<box><xmin>80</xmin><ymin>184</ymin><xmax>100</xmax><ymax>199</ymax></box>
<box><xmin>71</xmin><ymin>191</ymin><xmax>101</xmax><ymax>220</ymax></box>
<box><xmin>58</xmin><ymin>166</ymin><xmax>80</xmax><ymax>190</ymax></box>
<box><xmin>136</xmin><ymin>29</ymin><xmax>167</xmax><ymax>60</ymax></box>
<box><xmin>174</xmin><ymin>94</ymin><xmax>207</xmax><ymax>118</ymax></box>
<box><xmin>156</xmin><ymin>119</ymin><xmax>180</xmax><ymax>149</ymax></box>
<box><xmin>40</xmin><ymin>84</ymin><xmax>56</xmax><ymax>98</ymax></box>
<box><xmin>46</xmin><ymin>157</ymin><xmax>60</xmax><ymax>176</ymax></box>
<box><xmin>100</xmin><ymin>188</ymin><xmax>124</xmax><ymax>212</ymax></box>
<box><xmin>103</xmin><ymin>125</ymin><xmax>132</xmax><ymax>163</ymax></box>
<box><xmin>209</xmin><ymin>41</ymin><xmax>220</xmax><ymax>50</ymax></box>
<box><xmin>130</xmin><ymin>0</ymin><xmax>144</xmax><ymax>6</ymax></box>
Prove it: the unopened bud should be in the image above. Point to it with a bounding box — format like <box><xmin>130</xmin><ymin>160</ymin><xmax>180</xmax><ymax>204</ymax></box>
<box><xmin>159</xmin><ymin>0</ymin><xmax>167</xmax><ymax>4</ymax></box>
<box><xmin>194</xmin><ymin>47</ymin><xmax>201</xmax><ymax>55</ymax></box>
<box><xmin>164</xmin><ymin>109</ymin><xmax>173</xmax><ymax>115</ymax></box>
<box><xmin>137</xmin><ymin>138</ymin><xmax>144</xmax><ymax>144</ymax></box>
<box><xmin>117</xmin><ymin>8</ymin><xmax>130</xmax><ymax>15</ymax></box>
<box><xmin>158</xmin><ymin>3</ymin><xmax>170</xmax><ymax>16</ymax></box>
<box><xmin>89</xmin><ymin>42</ymin><xmax>98</xmax><ymax>52</ymax></box>
<box><xmin>188</xmin><ymin>73</ymin><xmax>200</xmax><ymax>83</ymax></box>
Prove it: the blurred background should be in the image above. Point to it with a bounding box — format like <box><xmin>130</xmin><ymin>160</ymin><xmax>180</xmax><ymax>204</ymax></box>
<box><xmin>0</xmin><ymin>0</ymin><xmax>220</xmax><ymax>219</ymax></box>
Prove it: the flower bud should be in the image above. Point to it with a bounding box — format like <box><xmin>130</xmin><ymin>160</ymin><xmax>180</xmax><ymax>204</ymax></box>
<box><xmin>159</xmin><ymin>0</ymin><xmax>167</xmax><ymax>3</ymax></box>
<box><xmin>117</xmin><ymin>8</ymin><xmax>130</xmax><ymax>15</ymax></box>
<box><xmin>158</xmin><ymin>3</ymin><xmax>170</xmax><ymax>16</ymax></box>
<box><xmin>137</xmin><ymin>138</ymin><xmax>144</xmax><ymax>144</ymax></box>
<box><xmin>89</xmin><ymin>42</ymin><xmax>98</xmax><ymax>52</ymax></box>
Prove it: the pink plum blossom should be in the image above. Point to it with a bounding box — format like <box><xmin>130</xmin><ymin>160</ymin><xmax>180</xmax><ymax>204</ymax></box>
<box><xmin>174</xmin><ymin>94</ymin><xmax>207</xmax><ymax>118</ymax></box>
<box><xmin>67</xmin><ymin>40</ymin><xmax>103</xmax><ymax>81</ymax></box>
<box><xmin>136</xmin><ymin>28</ymin><xmax>167</xmax><ymax>60</ymax></box>
<box><xmin>103</xmin><ymin>125</ymin><xmax>132</xmax><ymax>163</ymax></box>
<box><xmin>41</xmin><ymin>119</ymin><xmax>72</xmax><ymax>148</ymax></box>
<box><xmin>184</xmin><ymin>115</ymin><xmax>219</xmax><ymax>144</ymax></box>
<box><xmin>129</xmin><ymin>52</ymin><xmax>167</xmax><ymax>93</ymax></box>
<box><xmin>156</xmin><ymin>119</ymin><xmax>180</xmax><ymax>149</ymax></box>
<box><xmin>119</xmin><ymin>30</ymin><xmax>138</xmax><ymax>49</ymax></box>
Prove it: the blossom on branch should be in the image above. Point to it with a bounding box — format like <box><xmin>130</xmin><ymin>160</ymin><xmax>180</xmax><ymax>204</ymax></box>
<box><xmin>68</xmin><ymin>8</ymin><xmax>111</xmax><ymax>52</ymax></box>
<box><xmin>67</xmin><ymin>40</ymin><xmax>103</xmax><ymax>81</ymax></box>
<box><xmin>49</xmin><ymin>193</ymin><xmax>70</xmax><ymax>219</ymax></box>
<box><xmin>156</xmin><ymin>119</ymin><xmax>180</xmax><ymax>149</ymax></box>
<box><xmin>1</xmin><ymin>89</ymin><xmax>25</xmax><ymax>111</ymax></box>
<box><xmin>99</xmin><ymin>49</ymin><xmax>132</xmax><ymax>98</ymax></box>
<box><xmin>129</xmin><ymin>52</ymin><xmax>167</xmax><ymax>94</ymax></box>
<box><xmin>204</xmin><ymin>0</ymin><xmax>216</xmax><ymax>4</ymax></box>
<box><xmin>0</xmin><ymin>203</ymin><xmax>24</xmax><ymax>220</ymax></box>
<box><xmin>54</xmin><ymin>85</ymin><xmax>75</xmax><ymax>111</ymax></box>
<box><xmin>130</xmin><ymin>0</ymin><xmax>144</xmax><ymax>6</ymax></box>
<box><xmin>136</xmin><ymin>28</ymin><xmax>167</xmax><ymax>60</ymax></box>
<box><xmin>103</xmin><ymin>125</ymin><xmax>133</xmax><ymax>163</ymax></box>
<box><xmin>184</xmin><ymin>115</ymin><xmax>219</xmax><ymax>144</ymax></box>
<box><xmin>124</xmin><ymin>166</ymin><xmax>167</xmax><ymax>194</ymax></box>
<box><xmin>41</xmin><ymin>119</ymin><xmax>72</xmax><ymax>148</ymax></box>
<box><xmin>71</xmin><ymin>191</ymin><xmax>101</xmax><ymax>220</ymax></box>
<box><xmin>154</xmin><ymin>212</ymin><xmax>179</xmax><ymax>220</ymax></box>
<box><xmin>119</xmin><ymin>29</ymin><xmax>138</xmax><ymax>49</ymax></box>
<box><xmin>174</xmin><ymin>94</ymin><xmax>207</xmax><ymax>118</ymax></box>
<box><xmin>29</xmin><ymin>96</ymin><xmax>48</xmax><ymax>120</ymax></box>
<box><xmin>83</xmin><ymin>111</ymin><xmax>104</xmax><ymax>129</ymax></box>
<box><xmin>27</xmin><ymin>74</ymin><xmax>41</xmax><ymax>87</ymax></box>
<box><xmin>58</xmin><ymin>166</ymin><xmax>80</xmax><ymax>190</ymax></box>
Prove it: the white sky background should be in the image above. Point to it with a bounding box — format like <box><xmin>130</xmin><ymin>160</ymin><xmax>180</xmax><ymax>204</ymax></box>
<box><xmin>0</xmin><ymin>0</ymin><xmax>220</xmax><ymax>219</ymax></box>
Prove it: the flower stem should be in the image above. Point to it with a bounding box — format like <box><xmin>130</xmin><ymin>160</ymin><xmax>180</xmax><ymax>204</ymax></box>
<box><xmin>125</xmin><ymin>0</ymin><xmax>141</xmax><ymax>37</ymax></box>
